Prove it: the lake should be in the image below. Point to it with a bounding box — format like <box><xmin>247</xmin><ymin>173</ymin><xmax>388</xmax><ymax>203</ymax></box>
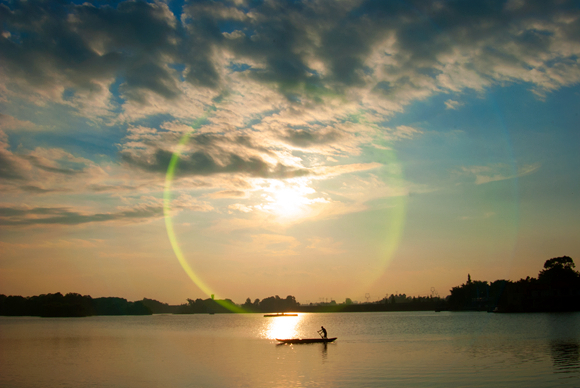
<box><xmin>1</xmin><ymin>312</ymin><xmax>579</xmax><ymax>387</ymax></box>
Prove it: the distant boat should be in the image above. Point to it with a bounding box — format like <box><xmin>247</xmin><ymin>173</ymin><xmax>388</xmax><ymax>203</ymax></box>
<box><xmin>276</xmin><ymin>337</ymin><xmax>337</xmax><ymax>344</ymax></box>
<box><xmin>263</xmin><ymin>313</ymin><xmax>298</xmax><ymax>317</ymax></box>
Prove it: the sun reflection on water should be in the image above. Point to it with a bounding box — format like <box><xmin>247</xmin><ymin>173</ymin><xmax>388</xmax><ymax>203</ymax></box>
<box><xmin>262</xmin><ymin>315</ymin><xmax>303</xmax><ymax>340</ymax></box>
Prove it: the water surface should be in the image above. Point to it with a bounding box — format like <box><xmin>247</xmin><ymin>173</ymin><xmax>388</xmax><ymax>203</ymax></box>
<box><xmin>1</xmin><ymin>312</ymin><xmax>579</xmax><ymax>387</ymax></box>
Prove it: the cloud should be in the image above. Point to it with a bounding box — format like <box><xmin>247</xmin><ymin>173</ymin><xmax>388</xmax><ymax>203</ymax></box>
<box><xmin>120</xmin><ymin>124</ymin><xmax>319</xmax><ymax>181</ymax></box>
<box><xmin>0</xmin><ymin>0</ymin><xmax>181</xmax><ymax>105</ymax></box>
<box><xmin>314</xmin><ymin>162</ymin><xmax>383</xmax><ymax>177</ymax></box>
<box><xmin>121</xmin><ymin>147</ymin><xmax>310</xmax><ymax>179</ymax></box>
<box><xmin>19</xmin><ymin>185</ymin><xmax>70</xmax><ymax>194</ymax></box>
<box><xmin>22</xmin><ymin>154</ymin><xmax>86</xmax><ymax>176</ymax></box>
<box><xmin>0</xmin><ymin>129</ymin><xmax>26</xmax><ymax>180</ymax></box>
<box><xmin>461</xmin><ymin>163</ymin><xmax>541</xmax><ymax>185</ymax></box>
<box><xmin>228</xmin><ymin>203</ymin><xmax>253</xmax><ymax>213</ymax></box>
<box><xmin>0</xmin><ymin>113</ymin><xmax>38</xmax><ymax>131</ymax></box>
<box><xmin>0</xmin><ymin>204</ymin><xmax>163</xmax><ymax>226</ymax></box>
<box><xmin>0</xmin><ymin>0</ymin><xmax>575</xmax><ymax>233</ymax></box>
<box><xmin>280</xmin><ymin>128</ymin><xmax>343</xmax><ymax>148</ymax></box>
<box><xmin>0</xmin><ymin>151</ymin><xmax>25</xmax><ymax>180</ymax></box>
<box><xmin>209</xmin><ymin>190</ymin><xmax>247</xmax><ymax>199</ymax></box>
<box><xmin>0</xmin><ymin>140</ymin><xmax>109</xmax><ymax>193</ymax></box>
<box><xmin>1</xmin><ymin>0</ymin><xmax>577</xmax><ymax>197</ymax></box>
<box><xmin>394</xmin><ymin>125</ymin><xmax>422</xmax><ymax>139</ymax></box>
<box><xmin>0</xmin><ymin>194</ymin><xmax>211</xmax><ymax>227</ymax></box>
<box><xmin>0</xmin><ymin>238</ymin><xmax>104</xmax><ymax>253</ymax></box>
<box><xmin>2</xmin><ymin>0</ymin><xmax>578</xmax><ymax>120</ymax></box>
<box><xmin>168</xmin><ymin>194</ymin><xmax>214</xmax><ymax>213</ymax></box>
<box><xmin>444</xmin><ymin>99</ymin><xmax>463</xmax><ymax>110</ymax></box>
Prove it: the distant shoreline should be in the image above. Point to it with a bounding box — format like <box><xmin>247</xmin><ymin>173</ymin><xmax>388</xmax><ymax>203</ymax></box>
<box><xmin>2</xmin><ymin>256</ymin><xmax>579</xmax><ymax>317</ymax></box>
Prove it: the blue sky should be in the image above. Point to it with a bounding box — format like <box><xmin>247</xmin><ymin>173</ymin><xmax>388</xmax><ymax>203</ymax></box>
<box><xmin>1</xmin><ymin>0</ymin><xmax>579</xmax><ymax>304</ymax></box>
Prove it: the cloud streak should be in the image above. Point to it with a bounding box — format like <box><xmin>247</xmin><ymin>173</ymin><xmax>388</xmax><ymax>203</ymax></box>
<box><xmin>0</xmin><ymin>204</ymin><xmax>163</xmax><ymax>226</ymax></box>
<box><xmin>461</xmin><ymin>163</ymin><xmax>541</xmax><ymax>185</ymax></box>
<box><xmin>0</xmin><ymin>194</ymin><xmax>212</xmax><ymax>227</ymax></box>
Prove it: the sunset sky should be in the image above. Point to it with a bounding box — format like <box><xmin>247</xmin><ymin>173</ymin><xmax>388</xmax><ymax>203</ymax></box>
<box><xmin>1</xmin><ymin>0</ymin><xmax>579</xmax><ymax>305</ymax></box>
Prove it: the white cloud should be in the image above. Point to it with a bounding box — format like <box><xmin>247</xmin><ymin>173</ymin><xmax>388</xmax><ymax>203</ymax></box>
<box><xmin>461</xmin><ymin>163</ymin><xmax>541</xmax><ymax>185</ymax></box>
<box><xmin>228</xmin><ymin>204</ymin><xmax>253</xmax><ymax>213</ymax></box>
<box><xmin>3</xmin><ymin>0</ymin><xmax>578</xmax><ymax>125</ymax></box>
<box><xmin>0</xmin><ymin>114</ymin><xmax>39</xmax><ymax>131</ymax></box>
<box><xmin>444</xmin><ymin>99</ymin><xmax>463</xmax><ymax>110</ymax></box>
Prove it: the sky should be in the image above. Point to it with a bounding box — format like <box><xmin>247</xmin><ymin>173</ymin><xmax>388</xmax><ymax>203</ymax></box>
<box><xmin>1</xmin><ymin>0</ymin><xmax>579</xmax><ymax>305</ymax></box>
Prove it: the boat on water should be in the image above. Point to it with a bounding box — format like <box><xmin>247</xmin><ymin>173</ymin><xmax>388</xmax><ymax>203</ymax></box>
<box><xmin>263</xmin><ymin>313</ymin><xmax>298</xmax><ymax>317</ymax></box>
<box><xmin>276</xmin><ymin>337</ymin><xmax>337</xmax><ymax>344</ymax></box>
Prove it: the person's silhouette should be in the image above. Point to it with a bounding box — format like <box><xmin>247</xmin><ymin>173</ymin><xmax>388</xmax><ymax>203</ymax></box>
<box><xmin>320</xmin><ymin>326</ymin><xmax>327</xmax><ymax>338</ymax></box>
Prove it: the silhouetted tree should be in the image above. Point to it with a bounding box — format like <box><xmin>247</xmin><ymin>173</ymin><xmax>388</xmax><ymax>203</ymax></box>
<box><xmin>0</xmin><ymin>293</ymin><xmax>150</xmax><ymax>316</ymax></box>
<box><xmin>93</xmin><ymin>297</ymin><xmax>152</xmax><ymax>315</ymax></box>
<box><xmin>176</xmin><ymin>297</ymin><xmax>238</xmax><ymax>314</ymax></box>
<box><xmin>141</xmin><ymin>298</ymin><xmax>179</xmax><ymax>314</ymax></box>
<box><xmin>242</xmin><ymin>297</ymin><xmax>257</xmax><ymax>312</ymax></box>
<box><xmin>285</xmin><ymin>295</ymin><xmax>300</xmax><ymax>308</ymax></box>
<box><xmin>450</xmin><ymin>257</ymin><xmax>580</xmax><ymax>312</ymax></box>
<box><xmin>543</xmin><ymin>256</ymin><xmax>576</xmax><ymax>271</ymax></box>
<box><xmin>538</xmin><ymin>256</ymin><xmax>579</xmax><ymax>285</ymax></box>
<box><xmin>0</xmin><ymin>295</ymin><xmax>28</xmax><ymax>316</ymax></box>
<box><xmin>448</xmin><ymin>280</ymin><xmax>492</xmax><ymax>311</ymax></box>
<box><xmin>258</xmin><ymin>295</ymin><xmax>299</xmax><ymax>312</ymax></box>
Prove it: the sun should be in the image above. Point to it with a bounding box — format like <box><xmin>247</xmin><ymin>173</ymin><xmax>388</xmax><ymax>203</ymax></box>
<box><xmin>258</xmin><ymin>179</ymin><xmax>328</xmax><ymax>220</ymax></box>
<box><xmin>270</xmin><ymin>186</ymin><xmax>310</xmax><ymax>217</ymax></box>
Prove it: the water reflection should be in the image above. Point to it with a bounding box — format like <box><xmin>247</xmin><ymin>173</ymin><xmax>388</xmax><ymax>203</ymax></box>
<box><xmin>275</xmin><ymin>337</ymin><xmax>330</xmax><ymax>364</ymax></box>
<box><xmin>546</xmin><ymin>313</ymin><xmax>580</xmax><ymax>375</ymax></box>
<box><xmin>550</xmin><ymin>340</ymin><xmax>580</xmax><ymax>374</ymax></box>
<box><xmin>262</xmin><ymin>314</ymin><xmax>302</xmax><ymax>339</ymax></box>
<box><xmin>321</xmin><ymin>342</ymin><xmax>328</xmax><ymax>361</ymax></box>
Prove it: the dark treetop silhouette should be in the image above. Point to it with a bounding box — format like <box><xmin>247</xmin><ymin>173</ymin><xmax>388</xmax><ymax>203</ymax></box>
<box><xmin>448</xmin><ymin>256</ymin><xmax>580</xmax><ymax>312</ymax></box>
<box><xmin>0</xmin><ymin>293</ymin><xmax>151</xmax><ymax>317</ymax></box>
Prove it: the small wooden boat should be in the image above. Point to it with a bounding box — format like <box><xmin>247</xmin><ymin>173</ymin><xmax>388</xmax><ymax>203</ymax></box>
<box><xmin>276</xmin><ymin>337</ymin><xmax>337</xmax><ymax>344</ymax></box>
<box><xmin>263</xmin><ymin>313</ymin><xmax>298</xmax><ymax>317</ymax></box>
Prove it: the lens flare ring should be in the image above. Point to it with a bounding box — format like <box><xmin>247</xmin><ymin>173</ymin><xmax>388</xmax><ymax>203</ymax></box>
<box><xmin>163</xmin><ymin>110</ymin><xmax>408</xmax><ymax>311</ymax></box>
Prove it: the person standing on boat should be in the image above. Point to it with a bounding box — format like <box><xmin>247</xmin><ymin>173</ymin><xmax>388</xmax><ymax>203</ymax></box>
<box><xmin>320</xmin><ymin>326</ymin><xmax>327</xmax><ymax>339</ymax></box>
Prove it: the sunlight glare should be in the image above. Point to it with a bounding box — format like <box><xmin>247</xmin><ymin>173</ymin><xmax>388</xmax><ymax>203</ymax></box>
<box><xmin>262</xmin><ymin>315</ymin><xmax>302</xmax><ymax>340</ymax></box>
<box><xmin>258</xmin><ymin>179</ymin><xmax>328</xmax><ymax>220</ymax></box>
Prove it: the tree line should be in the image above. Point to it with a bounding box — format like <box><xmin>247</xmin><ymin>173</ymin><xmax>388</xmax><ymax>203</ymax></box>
<box><xmin>0</xmin><ymin>292</ymin><xmax>151</xmax><ymax>317</ymax></box>
<box><xmin>2</xmin><ymin>256</ymin><xmax>578</xmax><ymax>316</ymax></box>
<box><xmin>448</xmin><ymin>256</ymin><xmax>580</xmax><ymax>312</ymax></box>
<box><xmin>140</xmin><ymin>295</ymin><xmax>301</xmax><ymax>314</ymax></box>
<box><xmin>140</xmin><ymin>256</ymin><xmax>580</xmax><ymax>313</ymax></box>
